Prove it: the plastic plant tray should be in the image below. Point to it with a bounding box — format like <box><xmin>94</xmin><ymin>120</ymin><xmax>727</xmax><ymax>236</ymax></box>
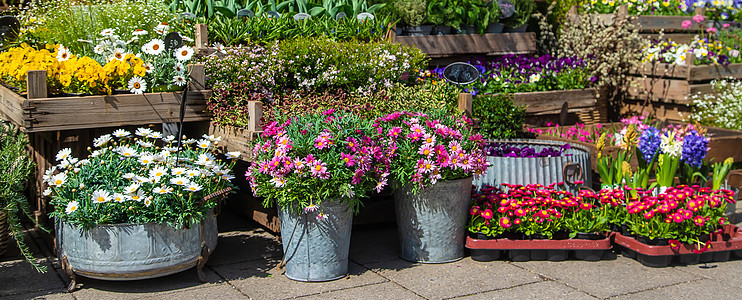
<box><xmin>466</xmin><ymin>235</ymin><xmax>613</xmax><ymax>262</ymax></box>
<box><xmin>613</xmin><ymin>225</ymin><xmax>742</xmax><ymax>256</ymax></box>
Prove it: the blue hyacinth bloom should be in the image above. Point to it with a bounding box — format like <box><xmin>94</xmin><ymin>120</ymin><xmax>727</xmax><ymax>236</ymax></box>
<box><xmin>638</xmin><ymin>127</ymin><xmax>661</xmax><ymax>163</ymax></box>
<box><xmin>681</xmin><ymin>131</ymin><xmax>709</xmax><ymax>168</ymax></box>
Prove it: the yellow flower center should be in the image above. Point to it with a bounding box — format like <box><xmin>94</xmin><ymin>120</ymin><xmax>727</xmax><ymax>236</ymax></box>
<box><xmin>133</xmin><ymin>82</ymin><xmax>140</xmax><ymax>89</ymax></box>
<box><xmin>315</xmin><ymin>165</ymin><xmax>322</xmax><ymax>171</ymax></box>
<box><xmin>97</xmin><ymin>197</ymin><xmax>105</xmax><ymax>202</ymax></box>
<box><xmin>181</xmin><ymin>50</ymin><xmax>188</xmax><ymax>56</ymax></box>
<box><xmin>54</xmin><ymin>180</ymin><xmax>62</xmax><ymax>185</ymax></box>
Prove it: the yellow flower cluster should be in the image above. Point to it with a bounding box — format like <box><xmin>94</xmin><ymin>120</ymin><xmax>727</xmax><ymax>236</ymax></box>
<box><xmin>0</xmin><ymin>45</ymin><xmax>146</xmax><ymax>95</ymax></box>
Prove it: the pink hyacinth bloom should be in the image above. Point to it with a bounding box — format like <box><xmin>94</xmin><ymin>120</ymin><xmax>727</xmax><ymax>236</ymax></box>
<box><xmin>681</xmin><ymin>20</ymin><xmax>692</xmax><ymax>29</ymax></box>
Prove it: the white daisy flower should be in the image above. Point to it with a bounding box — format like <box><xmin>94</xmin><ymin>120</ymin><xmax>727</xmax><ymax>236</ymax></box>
<box><xmin>127</xmin><ymin>77</ymin><xmax>147</xmax><ymax>94</ymax></box>
<box><xmin>56</xmin><ymin>148</ymin><xmax>72</xmax><ymax>161</ymax></box>
<box><xmin>221</xmin><ymin>174</ymin><xmax>235</xmax><ymax>181</ymax></box>
<box><xmin>213</xmin><ymin>42</ymin><xmax>226</xmax><ymax>54</ymax></box>
<box><xmin>149</xmin><ymin>166</ymin><xmax>168</xmax><ymax>179</ymax></box>
<box><xmin>184</xmin><ymin>182</ymin><xmax>202</xmax><ymax>192</ymax></box>
<box><xmin>138</xmin><ymin>154</ymin><xmax>155</xmax><ymax>165</ymax></box>
<box><xmin>142</xmin><ymin>39</ymin><xmax>165</xmax><ymax>55</ymax></box>
<box><xmin>113</xmin><ymin>193</ymin><xmax>126</xmax><ymax>203</ymax></box>
<box><xmin>143</xmin><ymin>198</ymin><xmax>152</xmax><ymax>207</ymax></box>
<box><xmin>173</xmin><ymin>62</ymin><xmax>185</xmax><ymax>73</ymax></box>
<box><xmin>65</xmin><ymin>201</ymin><xmax>79</xmax><ymax>214</ymax></box>
<box><xmin>197</xmin><ymin>139</ymin><xmax>211</xmax><ymax>149</ymax></box>
<box><xmin>212</xmin><ymin>166</ymin><xmax>227</xmax><ymax>176</ymax></box>
<box><xmin>149</xmin><ymin>131</ymin><xmax>163</xmax><ymax>139</ymax></box>
<box><xmin>132</xmin><ymin>29</ymin><xmax>148</xmax><ymax>36</ymax></box>
<box><xmin>93</xmin><ymin>44</ymin><xmax>105</xmax><ymax>55</ymax></box>
<box><xmin>169</xmin><ymin>176</ymin><xmax>190</xmax><ymax>186</ymax></box>
<box><xmin>153</xmin><ymin>186</ymin><xmax>173</xmax><ymax>195</ymax></box>
<box><xmin>200</xmin><ymin>168</ymin><xmax>214</xmax><ymax>176</ymax></box>
<box><xmin>163</xmin><ymin>135</ymin><xmax>176</xmax><ymax>143</ymax></box>
<box><xmin>56</xmin><ymin>45</ymin><xmax>71</xmax><ymax>61</ymax></box>
<box><xmin>196</xmin><ymin>153</ymin><xmax>215</xmax><ymax>166</ymax></box>
<box><xmin>226</xmin><ymin>151</ymin><xmax>241</xmax><ymax>159</ymax></box>
<box><xmin>130</xmin><ymin>190</ymin><xmax>145</xmax><ymax>202</ymax></box>
<box><xmin>173</xmin><ymin>75</ymin><xmax>186</xmax><ymax>86</ymax></box>
<box><xmin>136</xmin><ymin>175</ymin><xmax>151</xmax><ymax>184</ymax></box>
<box><xmin>163</xmin><ymin>146</ymin><xmax>179</xmax><ymax>153</ymax></box>
<box><xmin>58</xmin><ymin>159</ymin><xmax>71</xmax><ymax>169</ymax></box>
<box><xmin>42</xmin><ymin>188</ymin><xmax>52</xmax><ymax>197</ymax></box>
<box><xmin>171</xmin><ymin>168</ymin><xmax>187</xmax><ymax>176</ymax></box>
<box><xmin>270</xmin><ymin>176</ymin><xmax>286</xmax><ymax>187</ymax></box>
<box><xmin>92</xmin><ymin>190</ymin><xmax>112</xmax><ymax>204</ymax></box>
<box><xmin>43</xmin><ymin>167</ymin><xmax>55</xmax><ymax>183</ymax></box>
<box><xmin>135</xmin><ymin>128</ymin><xmax>153</xmax><ymax>137</ymax></box>
<box><xmin>112</xmin><ymin>129</ymin><xmax>131</xmax><ymax>138</ymax></box>
<box><xmin>155</xmin><ymin>22</ymin><xmax>169</xmax><ymax>35</ymax></box>
<box><xmin>183</xmin><ymin>139</ymin><xmax>197</xmax><ymax>144</ymax></box>
<box><xmin>173</xmin><ymin>45</ymin><xmax>194</xmax><ymax>61</ymax></box>
<box><xmin>93</xmin><ymin>134</ymin><xmax>112</xmax><ymax>148</ymax></box>
<box><xmin>109</xmin><ymin>48</ymin><xmax>126</xmax><ymax>61</ymax></box>
<box><xmin>181</xmin><ymin>35</ymin><xmax>194</xmax><ymax>42</ymax></box>
<box><xmin>185</xmin><ymin>169</ymin><xmax>200</xmax><ymax>177</ymax></box>
<box><xmin>124</xmin><ymin>183</ymin><xmax>140</xmax><ymax>194</ymax></box>
<box><xmin>136</xmin><ymin>140</ymin><xmax>153</xmax><ymax>148</ymax></box>
<box><xmin>100</xmin><ymin>28</ymin><xmax>114</xmax><ymax>36</ymax></box>
<box><xmin>144</xmin><ymin>62</ymin><xmax>154</xmax><ymax>74</ymax></box>
<box><xmin>117</xmin><ymin>146</ymin><xmax>138</xmax><ymax>158</ymax></box>
<box><xmin>123</xmin><ymin>173</ymin><xmax>137</xmax><ymax>180</ymax></box>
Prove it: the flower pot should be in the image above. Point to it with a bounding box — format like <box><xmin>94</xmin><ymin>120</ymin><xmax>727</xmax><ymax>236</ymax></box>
<box><xmin>504</xmin><ymin>24</ymin><xmax>528</xmax><ymax>32</ymax></box>
<box><xmin>637</xmin><ymin>253</ymin><xmax>672</xmax><ymax>268</ymax></box>
<box><xmin>713</xmin><ymin>251</ymin><xmax>731</xmax><ymax>262</ymax></box>
<box><xmin>469</xmin><ymin>233</ymin><xmax>501</xmax><ymax>262</ymax></box>
<box><xmin>456</xmin><ymin>25</ymin><xmax>476</xmax><ymax>34</ymax></box>
<box><xmin>278</xmin><ymin>201</ymin><xmax>353</xmax><ymax>282</ymax></box>
<box><xmin>56</xmin><ymin>209</ymin><xmax>218</xmax><ymax>284</ymax></box>
<box><xmin>620</xmin><ymin>224</ymin><xmax>633</xmax><ymax>237</ymax></box>
<box><xmin>403</xmin><ymin>25</ymin><xmax>433</xmax><ymax>36</ymax></box>
<box><xmin>150</xmin><ymin>85</ymin><xmax>185</xmax><ymax>93</ymax></box>
<box><xmin>0</xmin><ymin>211</ymin><xmax>9</xmax><ymax>257</ymax></box>
<box><xmin>636</xmin><ymin>236</ymin><xmax>670</xmax><ymax>246</ymax></box>
<box><xmin>547</xmin><ymin>249</ymin><xmax>568</xmax><ymax>261</ymax></box>
<box><xmin>508</xmin><ymin>249</ymin><xmax>530</xmax><ymax>261</ymax></box>
<box><xmin>678</xmin><ymin>253</ymin><xmax>700</xmax><ymax>265</ymax></box>
<box><xmin>394</xmin><ymin>177</ymin><xmax>472</xmax><ymax>263</ymax></box>
<box><xmin>574</xmin><ymin>232</ymin><xmax>604</xmax><ymax>240</ymax></box>
<box><xmin>699</xmin><ymin>251</ymin><xmax>713</xmax><ymax>263</ymax></box>
<box><xmin>485</xmin><ymin>23</ymin><xmax>504</xmax><ymax>33</ymax></box>
<box><xmin>431</xmin><ymin>25</ymin><xmax>452</xmax><ymax>35</ymax></box>
<box><xmin>573</xmin><ymin>249</ymin><xmax>605</xmax><ymax>261</ymax></box>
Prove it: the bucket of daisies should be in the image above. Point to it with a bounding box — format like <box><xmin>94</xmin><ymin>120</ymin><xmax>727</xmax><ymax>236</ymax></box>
<box><xmin>45</xmin><ymin>127</ymin><xmax>236</xmax><ymax>286</ymax></box>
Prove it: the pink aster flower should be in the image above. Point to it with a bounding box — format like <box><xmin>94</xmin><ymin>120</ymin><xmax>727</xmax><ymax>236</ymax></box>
<box><xmin>387</xmin><ymin>126</ymin><xmax>402</xmax><ymax>139</ymax></box>
<box><xmin>309</xmin><ymin>161</ymin><xmax>329</xmax><ymax>179</ymax></box>
<box><xmin>693</xmin><ymin>215</ymin><xmax>705</xmax><ymax>226</ymax></box>
<box><xmin>304</xmin><ymin>204</ymin><xmax>318</xmax><ymax>212</ymax></box>
<box><xmin>410</xmin><ymin>124</ymin><xmax>426</xmax><ymax>135</ymax></box>
<box><xmin>316</xmin><ymin>213</ymin><xmax>328</xmax><ymax>220</ymax></box>
<box><xmin>418</xmin><ymin>144</ymin><xmax>434</xmax><ymax>157</ymax></box>
<box><xmin>499</xmin><ymin>216</ymin><xmax>512</xmax><ymax>228</ymax></box>
<box><xmin>345</xmin><ymin>137</ymin><xmax>359</xmax><ymax>151</ymax></box>
<box><xmin>341</xmin><ymin>152</ymin><xmax>355</xmax><ymax>167</ymax></box>
<box><xmin>422</xmin><ymin>134</ymin><xmax>436</xmax><ymax>146</ymax></box>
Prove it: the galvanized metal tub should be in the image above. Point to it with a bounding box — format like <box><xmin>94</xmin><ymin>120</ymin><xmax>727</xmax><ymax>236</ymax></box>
<box><xmin>0</xmin><ymin>211</ymin><xmax>9</xmax><ymax>257</ymax></box>
<box><xmin>278</xmin><ymin>200</ymin><xmax>353</xmax><ymax>282</ymax></box>
<box><xmin>393</xmin><ymin>177</ymin><xmax>473</xmax><ymax>263</ymax></box>
<box><xmin>473</xmin><ymin>139</ymin><xmax>592</xmax><ymax>190</ymax></box>
<box><xmin>56</xmin><ymin>209</ymin><xmax>217</xmax><ymax>281</ymax></box>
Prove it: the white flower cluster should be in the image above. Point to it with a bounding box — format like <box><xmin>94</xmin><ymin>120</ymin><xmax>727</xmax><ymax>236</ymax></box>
<box><xmin>44</xmin><ymin>128</ymin><xmax>240</xmax><ymax>215</ymax></box>
<box><xmin>689</xmin><ymin>77</ymin><xmax>742</xmax><ymax>130</ymax></box>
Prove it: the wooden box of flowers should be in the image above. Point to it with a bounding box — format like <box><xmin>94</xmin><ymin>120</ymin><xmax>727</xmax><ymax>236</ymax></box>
<box><xmin>466</xmin><ymin>183</ymin><xmax>615</xmax><ymax>262</ymax></box>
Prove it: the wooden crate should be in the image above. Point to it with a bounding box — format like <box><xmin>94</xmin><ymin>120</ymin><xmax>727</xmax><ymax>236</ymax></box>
<box><xmin>0</xmin><ymin>65</ymin><xmax>212</xmax><ymax>132</ymax></box>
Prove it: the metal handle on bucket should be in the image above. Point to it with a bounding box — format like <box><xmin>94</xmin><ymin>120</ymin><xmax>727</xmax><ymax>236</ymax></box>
<box><xmin>562</xmin><ymin>161</ymin><xmax>583</xmax><ymax>185</ymax></box>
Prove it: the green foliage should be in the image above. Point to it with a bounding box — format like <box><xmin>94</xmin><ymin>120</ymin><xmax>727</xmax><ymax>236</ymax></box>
<box><xmin>393</xmin><ymin>0</ymin><xmax>426</xmax><ymax>26</ymax></box>
<box><xmin>426</xmin><ymin>0</ymin><xmax>455</xmax><ymax>26</ymax></box>
<box><xmin>0</xmin><ymin>121</ymin><xmax>46</xmax><ymax>272</ymax></box>
<box><xmin>503</xmin><ymin>0</ymin><xmax>535</xmax><ymax>28</ymax></box>
<box><xmin>472</xmin><ymin>94</ymin><xmax>526</xmax><ymax>139</ymax></box>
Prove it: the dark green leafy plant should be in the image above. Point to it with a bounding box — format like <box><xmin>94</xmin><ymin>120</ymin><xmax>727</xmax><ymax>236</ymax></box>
<box><xmin>503</xmin><ymin>0</ymin><xmax>534</xmax><ymax>28</ymax></box>
<box><xmin>393</xmin><ymin>0</ymin><xmax>426</xmax><ymax>26</ymax></box>
<box><xmin>472</xmin><ymin>94</ymin><xmax>526</xmax><ymax>139</ymax></box>
<box><xmin>0</xmin><ymin>121</ymin><xmax>47</xmax><ymax>272</ymax></box>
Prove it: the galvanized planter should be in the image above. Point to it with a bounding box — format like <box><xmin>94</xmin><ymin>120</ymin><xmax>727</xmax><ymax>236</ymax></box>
<box><xmin>278</xmin><ymin>200</ymin><xmax>353</xmax><ymax>282</ymax></box>
<box><xmin>0</xmin><ymin>211</ymin><xmax>9</xmax><ymax>257</ymax></box>
<box><xmin>393</xmin><ymin>177</ymin><xmax>473</xmax><ymax>263</ymax></box>
<box><xmin>473</xmin><ymin>139</ymin><xmax>592</xmax><ymax>190</ymax></box>
<box><xmin>56</xmin><ymin>209</ymin><xmax>218</xmax><ymax>291</ymax></box>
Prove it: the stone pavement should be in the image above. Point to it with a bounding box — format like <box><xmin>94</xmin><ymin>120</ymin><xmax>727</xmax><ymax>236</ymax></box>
<box><xmin>2</xmin><ymin>204</ymin><xmax>742</xmax><ymax>300</ymax></box>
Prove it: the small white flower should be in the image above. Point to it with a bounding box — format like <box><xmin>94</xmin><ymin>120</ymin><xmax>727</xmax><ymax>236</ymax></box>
<box><xmin>130</xmin><ymin>190</ymin><xmax>145</xmax><ymax>202</ymax></box>
<box><xmin>65</xmin><ymin>201</ymin><xmax>79</xmax><ymax>214</ymax></box>
<box><xmin>174</xmin><ymin>45</ymin><xmax>194</xmax><ymax>61</ymax></box>
<box><xmin>183</xmin><ymin>139</ymin><xmax>197</xmax><ymax>144</ymax></box>
<box><xmin>93</xmin><ymin>44</ymin><xmax>105</xmax><ymax>55</ymax></box>
<box><xmin>137</xmin><ymin>140</ymin><xmax>153</xmax><ymax>148</ymax></box>
<box><xmin>142</xmin><ymin>39</ymin><xmax>165</xmax><ymax>55</ymax></box>
<box><xmin>123</xmin><ymin>173</ymin><xmax>137</xmax><ymax>180</ymax></box>
<box><xmin>92</xmin><ymin>190</ymin><xmax>112</xmax><ymax>204</ymax></box>
<box><xmin>144</xmin><ymin>62</ymin><xmax>154</xmax><ymax>74</ymax></box>
<box><xmin>42</xmin><ymin>188</ymin><xmax>52</xmax><ymax>196</ymax></box>
<box><xmin>149</xmin><ymin>166</ymin><xmax>168</xmax><ymax>179</ymax></box>
<box><xmin>149</xmin><ymin>131</ymin><xmax>163</xmax><ymax>139</ymax></box>
<box><xmin>117</xmin><ymin>146</ymin><xmax>138</xmax><ymax>158</ymax></box>
<box><xmin>124</xmin><ymin>183</ymin><xmax>140</xmax><ymax>194</ymax></box>
<box><xmin>132</xmin><ymin>29</ymin><xmax>148</xmax><ymax>36</ymax></box>
<box><xmin>139</xmin><ymin>155</ymin><xmax>155</xmax><ymax>165</ymax></box>
<box><xmin>155</xmin><ymin>22</ymin><xmax>170</xmax><ymax>35</ymax></box>
<box><xmin>50</xmin><ymin>173</ymin><xmax>67</xmax><ymax>187</ymax></box>
<box><xmin>136</xmin><ymin>175</ymin><xmax>151</xmax><ymax>184</ymax></box>
<box><xmin>100</xmin><ymin>28</ymin><xmax>114</xmax><ymax>36</ymax></box>
<box><xmin>196</xmin><ymin>153</ymin><xmax>216</xmax><ymax>166</ymax></box>
<box><xmin>153</xmin><ymin>186</ymin><xmax>173</xmax><ymax>195</ymax></box>
<box><xmin>197</xmin><ymin>139</ymin><xmax>211</xmax><ymax>149</ymax></box>
<box><xmin>163</xmin><ymin>135</ymin><xmax>176</xmax><ymax>143</ymax></box>
<box><xmin>171</xmin><ymin>167</ymin><xmax>187</xmax><ymax>176</ymax></box>
<box><xmin>43</xmin><ymin>167</ymin><xmax>55</xmax><ymax>183</ymax></box>
<box><xmin>184</xmin><ymin>182</ymin><xmax>202</xmax><ymax>192</ymax></box>
<box><xmin>112</xmin><ymin>129</ymin><xmax>131</xmax><ymax>138</ymax></box>
<box><xmin>221</xmin><ymin>174</ymin><xmax>235</xmax><ymax>181</ymax></box>
<box><xmin>173</xmin><ymin>75</ymin><xmax>186</xmax><ymax>86</ymax></box>
<box><xmin>113</xmin><ymin>193</ymin><xmax>126</xmax><ymax>203</ymax></box>
<box><xmin>144</xmin><ymin>198</ymin><xmax>152</xmax><ymax>207</ymax></box>
<box><xmin>109</xmin><ymin>48</ymin><xmax>126</xmax><ymax>61</ymax></box>
<box><xmin>173</xmin><ymin>62</ymin><xmax>185</xmax><ymax>73</ymax></box>
<box><xmin>56</xmin><ymin>45</ymin><xmax>71</xmax><ymax>61</ymax></box>
<box><xmin>213</xmin><ymin>42</ymin><xmax>226</xmax><ymax>54</ymax></box>
<box><xmin>185</xmin><ymin>169</ymin><xmax>200</xmax><ymax>177</ymax></box>
<box><xmin>128</xmin><ymin>77</ymin><xmax>147</xmax><ymax>94</ymax></box>
<box><xmin>93</xmin><ymin>134</ymin><xmax>112</xmax><ymax>148</ymax></box>
<box><xmin>226</xmin><ymin>151</ymin><xmax>241</xmax><ymax>159</ymax></box>
<box><xmin>529</xmin><ymin>73</ymin><xmax>541</xmax><ymax>83</ymax></box>
<box><xmin>169</xmin><ymin>176</ymin><xmax>190</xmax><ymax>186</ymax></box>
<box><xmin>56</xmin><ymin>148</ymin><xmax>72</xmax><ymax>161</ymax></box>
<box><xmin>135</xmin><ymin>128</ymin><xmax>153</xmax><ymax>137</ymax></box>
<box><xmin>270</xmin><ymin>176</ymin><xmax>286</xmax><ymax>187</ymax></box>
<box><xmin>163</xmin><ymin>146</ymin><xmax>179</xmax><ymax>153</ymax></box>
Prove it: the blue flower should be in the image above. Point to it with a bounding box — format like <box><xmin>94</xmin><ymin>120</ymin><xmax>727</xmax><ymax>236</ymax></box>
<box><xmin>638</xmin><ymin>127</ymin><xmax>661</xmax><ymax>162</ymax></box>
<box><xmin>681</xmin><ymin>131</ymin><xmax>709</xmax><ymax>168</ymax></box>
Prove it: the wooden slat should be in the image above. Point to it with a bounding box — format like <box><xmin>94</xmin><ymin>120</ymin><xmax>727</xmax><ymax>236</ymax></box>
<box><xmin>0</xmin><ymin>84</ymin><xmax>26</xmax><ymax>126</ymax></box>
<box><xmin>393</xmin><ymin>32</ymin><xmax>536</xmax><ymax>57</ymax></box>
<box><xmin>25</xmin><ymin>91</ymin><xmax>212</xmax><ymax>132</ymax></box>
<box><xmin>621</xmin><ymin>99</ymin><xmax>690</xmax><ymax>122</ymax></box>
<box><xmin>627</xmin><ymin>77</ymin><xmax>712</xmax><ymax>103</ymax></box>
<box><xmin>632</xmin><ymin>62</ymin><xmax>690</xmax><ymax>80</ymax></box>
<box><xmin>27</xmin><ymin>70</ymin><xmax>47</xmax><ymax>100</ymax></box>
<box><xmin>209</xmin><ymin>123</ymin><xmax>259</xmax><ymax>159</ymax></box>
<box><xmin>635</xmin><ymin>15</ymin><xmax>704</xmax><ymax>32</ymax></box>
<box><xmin>689</xmin><ymin>64</ymin><xmax>742</xmax><ymax>82</ymax></box>
<box><xmin>509</xmin><ymin>88</ymin><xmax>597</xmax><ymax>115</ymax></box>
<box><xmin>633</xmin><ymin>62</ymin><xmax>742</xmax><ymax>82</ymax></box>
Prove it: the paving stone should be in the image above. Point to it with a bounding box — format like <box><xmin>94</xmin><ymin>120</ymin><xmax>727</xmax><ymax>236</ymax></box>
<box><xmin>144</xmin><ymin>283</ymin><xmax>248</xmax><ymax>299</ymax></box>
<box><xmin>610</xmin><ymin>278</ymin><xmax>742</xmax><ymax>299</ymax></box>
<box><xmin>513</xmin><ymin>256</ymin><xmax>701</xmax><ymax>299</ymax></box>
<box><xmin>676</xmin><ymin>257</ymin><xmax>742</xmax><ymax>287</ymax></box>
<box><xmin>349</xmin><ymin>226</ymin><xmax>399</xmax><ymax>265</ymax></box>
<box><xmin>297</xmin><ymin>282</ymin><xmax>423</xmax><ymax>300</ymax></box>
<box><xmin>3</xmin><ymin>289</ymin><xmax>74</xmax><ymax>300</ymax></box>
<box><xmin>454</xmin><ymin>281</ymin><xmax>598</xmax><ymax>300</ymax></box>
<box><xmin>0</xmin><ymin>259</ymin><xmax>66</xmax><ymax>297</ymax></box>
<box><xmin>71</xmin><ymin>266</ymin><xmax>222</xmax><ymax>300</ymax></box>
<box><xmin>206</xmin><ymin>229</ymin><xmax>283</xmax><ymax>267</ymax></box>
<box><xmin>214</xmin><ymin>258</ymin><xmax>387</xmax><ymax>300</ymax></box>
<box><xmin>366</xmin><ymin>257</ymin><xmax>542</xmax><ymax>300</ymax></box>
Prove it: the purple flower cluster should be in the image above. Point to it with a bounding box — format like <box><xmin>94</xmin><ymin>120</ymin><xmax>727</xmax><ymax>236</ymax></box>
<box><xmin>681</xmin><ymin>131</ymin><xmax>710</xmax><ymax>168</ymax></box>
<box><xmin>485</xmin><ymin>143</ymin><xmax>572</xmax><ymax>158</ymax></box>
<box><xmin>638</xmin><ymin>127</ymin><xmax>662</xmax><ymax>163</ymax></box>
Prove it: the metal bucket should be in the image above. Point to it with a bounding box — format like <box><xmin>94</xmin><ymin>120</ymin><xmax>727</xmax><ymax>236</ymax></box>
<box><xmin>473</xmin><ymin>139</ymin><xmax>592</xmax><ymax>190</ymax></box>
<box><xmin>0</xmin><ymin>211</ymin><xmax>9</xmax><ymax>257</ymax></box>
<box><xmin>278</xmin><ymin>200</ymin><xmax>353</xmax><ymax>282</ymax></box>
<box><xmin>56</xmin><ymin>209</ymin><xmax>218</xmax><ymax>281</ymax></box>
<box><xmin>393</xmin><ymin>177</ymin><xmax>473</xmax><ymax>263</ymax></box>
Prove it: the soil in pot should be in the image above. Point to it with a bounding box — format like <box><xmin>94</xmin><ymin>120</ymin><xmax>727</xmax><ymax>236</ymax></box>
<box><xmin>485</xmin><ymin>23</ymin><xmax>504</xmax><ymax>33</ymax></box>
<box><xmin>574</xmin><ymin>232</ymin><xmax>605</xmax><ymax>240</ymax></box>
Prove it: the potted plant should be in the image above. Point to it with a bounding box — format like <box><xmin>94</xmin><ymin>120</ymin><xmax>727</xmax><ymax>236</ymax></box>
<box><xmin>245</xmin><ymin>110</ymin><xmax>384</xmax><ymax>281</ymax></box>
<box><xmin>374</xmin><ymin>110</ymin><xmax>488</xmax><ymax>263</ymax></box>
<box><xmin>426</xmin><ymin>0</ymin><xmax>455</xmax><ymax>35</ymax></box>
<box><xmin>502</xmin><ymin>0</ymin><xmax>534</xmax><ymax>32</ymax></box>
<box><xmin>394</xmin><ymin>0</ymin><xmax>431</xmax><ymax>36</ymax></box>
<box><xmin>46</xmin><ymin>127</ymin><xmax>236</xmax><ymax>290</ymax></box>
<box><xmin>0</xmin><ymin>122</ymin><xmax>47</xmax><ymax>272</ymax></box>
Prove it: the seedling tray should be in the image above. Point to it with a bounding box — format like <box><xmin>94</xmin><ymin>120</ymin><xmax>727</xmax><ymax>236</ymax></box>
<box><xmin>614</xmin><ymin>225</ymin><xmax>742</xmax><ymax>267</ymax></box>
<box><xmin>466</xmin><ymin>236</ymin><xmax>613</xmax><ymax>262</ymax></box>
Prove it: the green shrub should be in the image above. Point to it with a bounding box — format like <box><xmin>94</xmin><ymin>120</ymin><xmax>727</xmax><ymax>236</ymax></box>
<box><xmin>472</xmin><ymin>94</ymin><xmax>527</xmax><ymax>139</ymax></box>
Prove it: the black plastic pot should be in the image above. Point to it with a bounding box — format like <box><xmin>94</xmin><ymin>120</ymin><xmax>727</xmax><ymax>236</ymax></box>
<box><xmin>469</xmin><ymin>233</ymin><xmax>502</xmax><ymax>262</ymax></box>
<box><xmin>699</xmin><ymin>252</ymin><xmax>713</xmax><ymax>263</ymax></box>
<box><xmin>509</xmin><ymin>250</ymin><xmax>530</xmax><ymax>262</ymax></box>
<box><xmin>574</xmin><ymin>232</ymin><xmax>604</xmax><ymax>240</ymax></box>
<box><xmin>734</xmin><ymin>249</ymin><xmax>742</xmax><ymax>258</ymax></box>
<box><xmin>504</xmin><ymin>24</ymin><xmax>527</xmax><ymax>32</ymax></box>
<box><xmin>573</xmin><ymin>250</ymin><xmax>605</xmax><ymax>261</ymax></box>
<box><xmin>485</xmin><ymin>23</ymin><xmax>504</xmax><ymax>33</ymax></box>
<box><xmin>431</xmin><ymin>25</ymin><xmax>451</xmax><ymax>35</ymax></box>
<box><xmin>713</xmin><ymin>251</ymin><xmax>731</xmax><ymax>262</ymax></box>
<box><xmin>530</xmin><ymin>250</ymin><xmax>547</xmax><ymax>260</ymax></box>
<box><xmin>637</xmin><ymin>253</ymin><xmax>672</xmax><ymax>268</ymax></box>
<box><xmin>620</xmin><ymin>224</ymin><xmax>633</xmax><ymax>237</ymax></box>
<box><xmin>636</xmin><ymin>236</ymin><xmax>670</xmax><ymax>246</ymax></box>
<box><xmin>622</xmin><ymin>248</ymin><xmax>637</xmax><ymax>258</ymax></box>
<box><xmin>678</xmin><ymin>254</ymin><xmax>700</xmax><ymax>265</ymax></box>
<box><xmin>403</xmin><ymin>25</ymin><xmax>433</xmax><ymax>36</ymax></box>
<box><xmin>546</xmin><ymin>250</ymin><xmax>568</xmax><ymax>261</ymax></box>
